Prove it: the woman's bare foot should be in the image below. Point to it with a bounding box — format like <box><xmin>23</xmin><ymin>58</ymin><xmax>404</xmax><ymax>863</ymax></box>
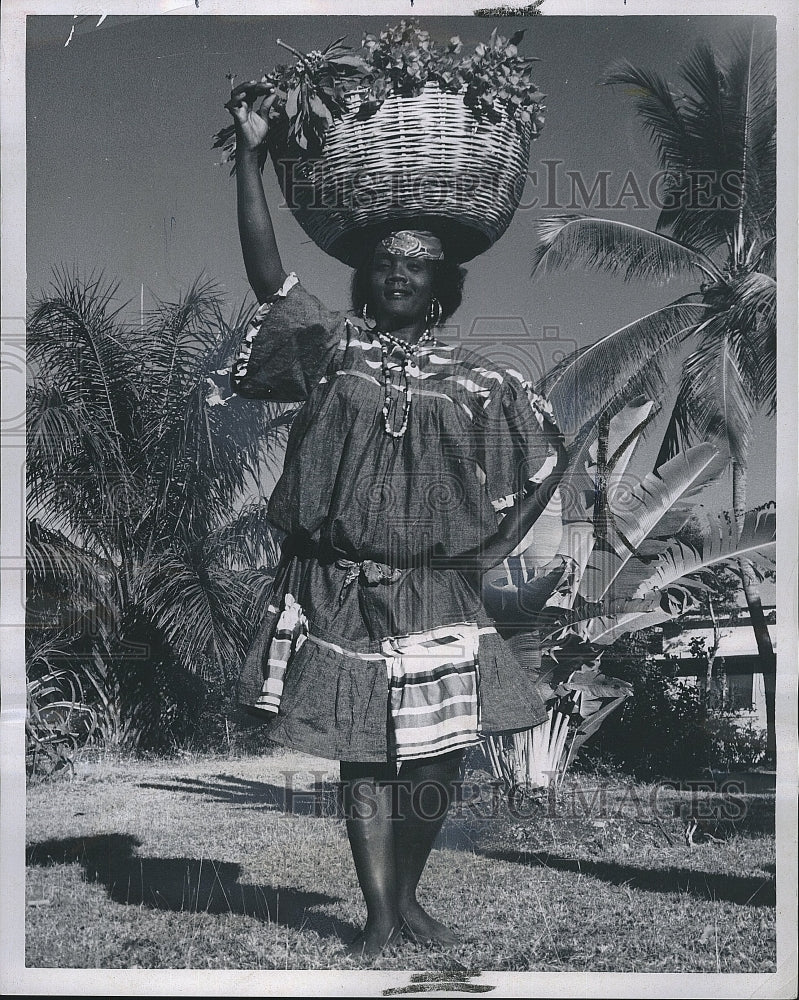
<box><xmin>399</xmin><ymin>900</ymin><xmax>461</xmax><ymax>946</ymax></box>
<box><xmin>347</xmin><ymin>922</ymin><xmax>403</xmax><ymax>957</ymax></box>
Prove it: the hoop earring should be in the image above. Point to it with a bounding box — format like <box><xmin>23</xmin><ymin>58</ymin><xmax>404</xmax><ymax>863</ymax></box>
<box><xmin>427</xmin><ymin>297</ymin><xmax>443</xmax><ymax>327</ymax></box>
<box><xmin>361</xmin><ymin>301</ymin><xmax>378</xmax><ymax>331</ymax></box>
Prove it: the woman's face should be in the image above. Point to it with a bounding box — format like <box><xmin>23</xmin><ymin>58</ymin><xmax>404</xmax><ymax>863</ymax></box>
<box><xmin>366</xmin><ymin>248</ymin><xmax>436</xmax><ymax>328</ymax></box>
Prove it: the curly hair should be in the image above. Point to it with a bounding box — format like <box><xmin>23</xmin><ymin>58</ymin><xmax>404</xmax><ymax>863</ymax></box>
<box><xmin>350</xmin><ymin>257</ymin><xmax>468</xmax><ymax>325</ymax></box>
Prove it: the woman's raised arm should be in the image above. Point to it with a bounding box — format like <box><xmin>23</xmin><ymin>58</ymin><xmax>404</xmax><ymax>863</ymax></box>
<box><xmin>227</xmin><ymin>84</ymin><xmax>287</xmax><ymax>302</ymax></box>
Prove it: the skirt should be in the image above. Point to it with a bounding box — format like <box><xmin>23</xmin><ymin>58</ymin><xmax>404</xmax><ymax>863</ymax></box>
<box><xmin>237</xmin><ymin>537</ymin><xmax>549</xmax><ymax>763</ymax></box>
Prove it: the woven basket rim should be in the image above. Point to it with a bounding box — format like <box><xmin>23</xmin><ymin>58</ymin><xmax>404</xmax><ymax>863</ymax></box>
<box><xmin>267</xmin><ymin>83</ymin><xmax>534</xmax><ymax>265</ymax></box>
<box><xmin>269</xmin><ymin>81</ymin><xmax>532</xmax><ymax>157</ymax></box>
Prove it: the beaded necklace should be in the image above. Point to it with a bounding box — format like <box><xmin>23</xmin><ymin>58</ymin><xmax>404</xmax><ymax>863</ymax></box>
<box><xmin>378</xmin><ymin>327</ymin><xmax>436</xmax><ymax>438</ymax></box>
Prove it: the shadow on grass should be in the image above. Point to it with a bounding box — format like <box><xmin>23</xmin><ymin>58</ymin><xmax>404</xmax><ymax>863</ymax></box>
<box><xmin>136</xmin><ymin>774</ymin><xmax>343</xmax><ymax>817</ymax></box>
<box><xmin>26</xmin><ymin>834</ymin><xmax>357</xmax><ymax>940</ymax></box>
<box><xmin>479</xmin><ymin>849</ymin><xmax>775</xmax><ymax>907</ymax></box>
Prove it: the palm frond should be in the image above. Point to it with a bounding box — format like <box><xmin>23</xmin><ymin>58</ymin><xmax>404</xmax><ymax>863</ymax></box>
<box><xmin>605</xmin><ymin>34</ymin><xmax>776</xmax><ymax>255</ymax></box>
<box><xmin>679</xmin><ymin>314</ymin><xmax>758</xmax><ymax>464</ymax></box>
<box><xmin>138</xmin><ymin>277</ymin><xmax>225</xmax><ymax>439</ymax></box>
<box><xmin>26</xmin><ymin>519</ymin><xmax>112</xmax><ymax>603</ymax></box>
<box><xmin>137</xmin><ymin>547</ymin><xmax>260</xmax><ymax>675</ymax></box>
<box><xmin>27</xmin><ymin>271</ymin><xmax>142</xmax><ymax>537</ymax></box>
<box><xmin>26</xmin><ymin>381</ymin><xmax>90</xmax><ymax>482</ymax></box>
<box><xmin>579</xmin><ymin>601</ymin><xmax>677</xmax><ymax>646</ymax></box>
<box><xmin>26</xmin><ymin>378</ymin><xmax>144</xmax><ymax>549</ymax></box>
<box><xmin>202</xmin><ymin>500</ymin><xmax>284</xmax><ymax>570</ymax></box>
<box><xmin>536</xmin><ymin>301</ymin><xmax>712</xmax><ymax>435</ymax></box>
<box><xmin>28</xmin><ymin>268</ymin><xmax>139</xmax><ymax>450</ymax></box>
<box><xmin>725</xmin><ymin>26</ymin><xmax>777</xmax><ymax>243</ymax></box>
<box><xmin>531</xmin><ymin>215</ymin><xmax>721</xmax><ymax>283</ymax></box>
<box><xmin>229</xmin><ymin>567</ymin><xmax>277</xmax><ymax>618</ymax></box>
<box><xmin>131</xmin><ymin>285</ymin><xmax>293</xmax><ymax>547</ymax></box>
<box><xmin>601</xmin><ymin>60</ymin><xmax>693</xmax><ymax>174</ymax></box>
<box><xmin>679</xmin><ymin>41</ymin><xmax>732</xmax><ymax>161</ymax></box>
<box><xmin>723</xmin><ymin>271</ymin><xmax>776</xmax><ymax>413</ymax></box>
<box><xmin>625</xmin><ymin>506</ymin><xmax>775</xmax><ymax>602</ymax></box>
<box><xmin>653</xmin><ymin>375</ymin><xmax>701</xmax><ymax>467</ymax></box>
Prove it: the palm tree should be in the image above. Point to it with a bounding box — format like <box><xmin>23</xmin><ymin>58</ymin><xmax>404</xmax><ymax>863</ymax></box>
<box><xmin>528</xmin><ymin>27</ymin><xmax>777</xmax><ymax>757</ymax></box>
<box><xmin>26</xmin><ymin>270</ymin><xmax>290</xmax><ymax>749</ymax></box>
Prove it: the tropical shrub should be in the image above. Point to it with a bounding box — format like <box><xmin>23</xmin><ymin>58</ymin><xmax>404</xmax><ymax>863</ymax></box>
<box><xmin>480</xmin><ymin>394</ymin><xmax>774</xmax><ymax>792</ymax></box>
<box><xmin>26</xmin><ymin>635</ymin><xmax>99</xmax><ymax>780</ymax></box>
<box><xmin>577</xmin><ymin>637</ymin><xmax>768</xmax><ymax>779</ymax></box>
<box><xmin>26</xmin><ymin>271</ymin><xmax>289</xmax><ymax>764</ymax></box>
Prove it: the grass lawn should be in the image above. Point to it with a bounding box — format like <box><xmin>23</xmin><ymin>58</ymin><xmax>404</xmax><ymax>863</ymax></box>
<box><xmin>25</xmin><ymin>747</ymin><xmax>776</xmax><ymax>973</ymax></box>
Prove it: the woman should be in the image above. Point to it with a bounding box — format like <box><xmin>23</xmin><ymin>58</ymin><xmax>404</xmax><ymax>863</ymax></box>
<box><xmin>227</xmin><ymin>86</ymin><xmax>567</xmax><ymax>956</ymax></box>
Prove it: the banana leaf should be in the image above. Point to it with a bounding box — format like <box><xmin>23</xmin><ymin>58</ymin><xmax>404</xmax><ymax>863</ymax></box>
<box><xmin>577</xmin><ymin>442</ymin><xmax>724</xmax><ymax>603</ymax></box>
<box><xmin>626</xmin><ymin>506</ymin><xmax>775</xmax><ymax>601</ymax></box>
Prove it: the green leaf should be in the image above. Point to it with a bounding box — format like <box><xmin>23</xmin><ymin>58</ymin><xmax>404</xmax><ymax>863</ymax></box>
<box><xmin>321</xmin><ymin>34</ymin><xmax>348</xmax><ymax>54</ymax></box>
<box><xmin>578</xmin><ymin>442</ymin><xmax>724</xmax><ymax>602</ymax></box>
<box><xmin>309</xmin><ymin>93</ymin><xmax>333</xmax><ymax>124</ymax></box>
<box><xmin>285</xmin><ymin>85</ymin><xmax>300</xmax><ymax>119</ymax></box>
<box><xmin>537</xmin><ymin>302</ymin><xmax>712</xmax><ymax>436</ymax></box>
<box><xmin>328</xmin><ymin>54</ymin><xmax>370</xmax><ymax>72</ymax></box>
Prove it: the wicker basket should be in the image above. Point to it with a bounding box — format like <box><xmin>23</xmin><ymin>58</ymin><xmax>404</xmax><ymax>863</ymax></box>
<box><xmin>268</xmin><ymin>82</ymin><xmax>535</xmax><ymax>266</ymax></box>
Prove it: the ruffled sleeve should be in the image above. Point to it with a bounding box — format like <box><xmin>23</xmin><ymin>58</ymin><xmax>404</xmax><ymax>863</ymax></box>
<box><xmin>476</xmin><ymin>373</ymin><xmax>564</xmax><ymax>513</ymax></box>
<box><xmin>230</xmin><ymin>274</ymin><xmax>345</xmax><ymax>402</ymax></box>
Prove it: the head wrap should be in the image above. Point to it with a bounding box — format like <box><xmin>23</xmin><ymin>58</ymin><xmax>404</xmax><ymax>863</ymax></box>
<box><xmin>380</xmin><ymin>230</ymin><xmax>444</xmax><ymax>261</ymax></box>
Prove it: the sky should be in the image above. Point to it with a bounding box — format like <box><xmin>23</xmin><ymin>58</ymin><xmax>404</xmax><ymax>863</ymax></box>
<box><xmin>25</xmin><ymin>12</ymin><xmax>776</xmax><ymax>505</ymax></box>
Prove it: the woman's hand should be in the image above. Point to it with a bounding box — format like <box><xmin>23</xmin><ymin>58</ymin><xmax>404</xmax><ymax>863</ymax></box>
<box><xmin>226</xmin><ymin>82</ymin><xmax>275</xmax><ymax>152</ymax></box>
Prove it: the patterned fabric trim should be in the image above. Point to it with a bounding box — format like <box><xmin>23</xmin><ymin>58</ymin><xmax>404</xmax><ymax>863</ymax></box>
<box><xmin>253</xmin><ymin>615</ymin><xmax>486</xmax><ymax>759</ymax></box>
<box><xmin>332</xmin><ymin>334</ymin><xmax>506</xmax><ymax>395</ymax></box>
<box><xmin>251</xmin><ymin>593</ymin><xmax>308</xmax><ymax>714</ymax></box>
<box><xmin>490</xmin><ymin>380</ymin><xmax>560</xmax><ymax>512</ymax></box>
<box><xmin>203</xmin><ymin>273</ymin><xmax>300</xmax><ymax>406</ymax></box>
<box><xmin>382</xmin><ymin>622</ymin><xmax>482</xmax><ymax>761</ymax></box>
<box><xmin>231</xmin><ymin>273</ymin><xmax>300</xmax><ymax>385</ymax></box>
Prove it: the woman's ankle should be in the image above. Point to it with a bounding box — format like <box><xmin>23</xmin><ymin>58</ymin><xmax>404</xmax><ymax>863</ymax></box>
<box><xmin>396</xmin><ymin>889</ymin><xmax>420</xmax><ymax>913</ymax></box>
<box><xmin>365</xmin><ymin>904</ymin><xmax>401</xmax><ymax>933</ymax></box>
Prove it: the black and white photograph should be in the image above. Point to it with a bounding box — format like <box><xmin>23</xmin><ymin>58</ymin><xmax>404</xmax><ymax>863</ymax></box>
<box><xmin>1</xmin><ymin>0</ymin><xmax>797</xmax><ymax>995</ymax></box>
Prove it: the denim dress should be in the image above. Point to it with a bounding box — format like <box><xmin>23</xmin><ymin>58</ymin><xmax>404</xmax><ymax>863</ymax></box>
<box><xmin>231</xmin><ymin>274</ymin><xmax>562</xmax><ymax>763</ymax></box>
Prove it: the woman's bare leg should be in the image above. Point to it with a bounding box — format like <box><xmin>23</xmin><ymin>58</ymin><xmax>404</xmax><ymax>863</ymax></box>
<box><xmin>340</xmin><ymin>761</ymin><xmax>403</xmax><ymax>955</ymax></box>
<box><xmin>393</xmin><ymin>749</ymin><xmax>464</xmax><ymax>945</ymax></box>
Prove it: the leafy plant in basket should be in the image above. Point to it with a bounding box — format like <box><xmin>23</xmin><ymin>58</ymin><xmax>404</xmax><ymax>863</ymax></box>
<box><xmin>212</xmin><ymin>20</ymin><xmax>546</xmax><ymax>167</ymax></box>
<box><xmin>219</xmin><ymin>35</ymin><xmax>370</xmax><ymax>165</ymax></box>
<box><xmin>360</xmin><ymin>20</ymin><xmax>442</xmax><ymax>103</ymax></box>
<box><xmin>454</xmin><ymin>28</ymin><xmax>546</xmax><ymax>127</ymax></box>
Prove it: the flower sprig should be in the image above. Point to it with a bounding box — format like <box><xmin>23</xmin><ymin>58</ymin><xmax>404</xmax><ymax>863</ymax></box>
<box><xmin>213</xmin><ymin>35</ymin><xmax>370</xmax><ymax>168</ymax></box>
<box><xmin>213</xmin><ymin>19</ymin><xmax>546</xmax><ymax>167</ymax></box>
